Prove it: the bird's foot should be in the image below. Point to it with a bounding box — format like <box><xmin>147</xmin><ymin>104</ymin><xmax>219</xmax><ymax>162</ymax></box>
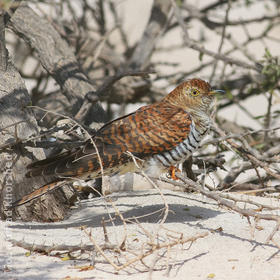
<box><xmin>168</xmin><ymin>166</ymin><xmax>181</xmax><ymax>180</ymax></box>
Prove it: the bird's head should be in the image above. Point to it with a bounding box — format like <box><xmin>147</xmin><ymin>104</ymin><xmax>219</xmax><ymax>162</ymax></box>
<box><xmin>164</xmin><ymin>78</ymin><xmax>223</xmax><ymax>115</ymax></box>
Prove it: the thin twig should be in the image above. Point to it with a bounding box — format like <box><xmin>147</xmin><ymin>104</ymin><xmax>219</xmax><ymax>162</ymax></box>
<box><xmin>171</xmin><ymin>0</ymin><xmax>261</xmax><ymax>72</ymax></box>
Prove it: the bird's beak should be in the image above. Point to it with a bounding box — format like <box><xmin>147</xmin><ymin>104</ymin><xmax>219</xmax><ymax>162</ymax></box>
<box><xmin>209</xmin><ymin>89</ymin><xmax>225</xmax><ymax>95</ymax></box>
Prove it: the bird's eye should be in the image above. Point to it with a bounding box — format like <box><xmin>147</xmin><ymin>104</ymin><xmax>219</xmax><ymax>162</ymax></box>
<box><xmin>191</xmin><ymin>89</ymin><xmax>200</xmax><ymax>96</ymax></box>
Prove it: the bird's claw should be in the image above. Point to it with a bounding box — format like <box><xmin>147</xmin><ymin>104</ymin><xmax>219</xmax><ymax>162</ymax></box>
<box><xmin>169</xmin><ymin>166</ymin><xmax>181</xmax><ymax>180</ymax></box>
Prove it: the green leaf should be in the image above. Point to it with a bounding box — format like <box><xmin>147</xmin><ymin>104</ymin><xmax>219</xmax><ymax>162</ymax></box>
<box><xmin>25</xmin><ymin>251</ymin><xmax>31</xmax><ymax>257</ymax></box>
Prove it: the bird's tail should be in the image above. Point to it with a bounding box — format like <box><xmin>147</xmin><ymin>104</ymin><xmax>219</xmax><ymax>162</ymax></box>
<box><xmin>11</xmin><ymin>180</ymin><xmax>67</xmax><ymax>208</ymax></box>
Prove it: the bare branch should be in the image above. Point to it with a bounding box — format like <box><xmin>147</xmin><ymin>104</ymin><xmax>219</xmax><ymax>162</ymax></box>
<box><xmin>171</xmin><ymin>0</ymin><xmax>261</xmax><ymax>72</ymax></box>
<box><xmin>9</xmin><ymin>3</ymin><xmax>107</xmax><ymax>126</ymax></box>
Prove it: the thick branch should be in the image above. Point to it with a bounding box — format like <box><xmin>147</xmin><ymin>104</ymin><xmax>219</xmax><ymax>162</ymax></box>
<box><xmin>0</xmin><ymin>8</ymin><xmax>7</xmax><ymax>71</ymax></box>
<box><xmin>8</xmin><ymin>3</ymin><xmax>106</xmax><ymax>126</ymax></box>
<box><xmin>128</xmin><ymin>0</ymin><xmax>172</xmax><ymax>70</ymax></box>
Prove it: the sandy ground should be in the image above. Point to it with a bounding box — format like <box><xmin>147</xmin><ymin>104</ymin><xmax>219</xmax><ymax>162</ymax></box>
<box><xmin>1</xmin><ymin>1</ymin><xmax>279</xmax><ymax>279</ymax></box>
<box><xmin>1</xmin><ymin>188</ymin><xmax>280</xmax><ymax>280</ymax></box>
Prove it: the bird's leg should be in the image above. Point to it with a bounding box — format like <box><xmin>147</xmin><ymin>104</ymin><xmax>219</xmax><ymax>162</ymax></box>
<box><xmin>169</xmin><ymin>165</ymin><xmax>181</xmax><ymax>180</ymax></box>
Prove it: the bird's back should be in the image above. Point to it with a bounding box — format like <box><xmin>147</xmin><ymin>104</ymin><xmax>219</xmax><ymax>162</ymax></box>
<box><xmin>26</xmin><ymin>101</ymin><xmax>192</xmax><ymax>179</ymax></box>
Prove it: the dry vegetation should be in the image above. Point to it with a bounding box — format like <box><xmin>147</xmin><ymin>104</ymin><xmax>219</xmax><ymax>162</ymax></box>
<box><xmin>1</xmin><ymin>0</ymin><xmax>280</xmax><ymax>274</ymax></box>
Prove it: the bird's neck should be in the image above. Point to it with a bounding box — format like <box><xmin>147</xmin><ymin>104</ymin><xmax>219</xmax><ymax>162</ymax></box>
<box><xmin>190</xmin><ymin>110</ymin><xmax>212</xmax><ymax>134</ymax></box>
<box><xmin>162</xmin><ymin>98</ymin><xmax>212</xmax><ymax>134</ymax></box>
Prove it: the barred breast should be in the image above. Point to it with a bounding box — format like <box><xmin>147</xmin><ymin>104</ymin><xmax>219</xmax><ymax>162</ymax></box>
<box><xmin>153</xmin><ymin>122</ymin><xmax>208</xmax><ymax>167</ymax></box>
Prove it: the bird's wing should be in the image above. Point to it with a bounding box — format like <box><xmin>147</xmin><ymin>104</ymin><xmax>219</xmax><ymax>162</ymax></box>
<box><xmin>26</xmin><ymin>102</ymin><xmax>192</xmax><ymax>178</ymax></box>
<box><xmin>96</xmin><ymin>101</ymin><xmax>192</xmax><ymax>157</ymax></box>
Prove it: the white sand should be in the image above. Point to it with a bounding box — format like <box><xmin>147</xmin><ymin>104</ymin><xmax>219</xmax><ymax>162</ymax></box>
<box><xmin>1</xmin><ymin>189</ymin><xmax>280</xmax><ymax>280</ymax></box>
